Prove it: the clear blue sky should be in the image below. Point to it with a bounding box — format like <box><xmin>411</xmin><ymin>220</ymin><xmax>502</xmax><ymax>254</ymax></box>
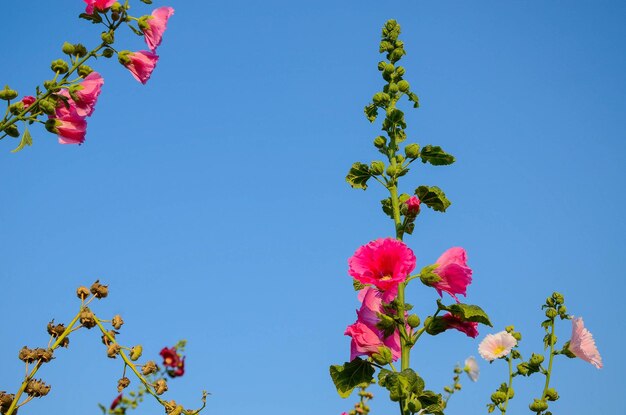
<box><xmin>1</xmin><ymin>1</ymin><xmax>624</xmax><ymax>414</ymax></box>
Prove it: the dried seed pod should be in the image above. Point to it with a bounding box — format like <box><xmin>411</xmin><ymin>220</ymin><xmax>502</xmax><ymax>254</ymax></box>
<box><xmin>117</xmin><ymin>377</ymin><xmax>130</xmax><ymax>392</ymax></box>
<box><xmin>34</xmin><ymin>348</ymin><xmax>54</xmax><ymax>363</ymax></box>
<box><xmin>25</xmin><ymin>379</ymin><xmax>51</xmax><ymax>397</ymax></box>
<box><xmin>79</xmin><ymin>307</ymin><xmax>96</xmax><ymax>329</ymax></box>
<box><xmin>106</xmin><ymin>343</ymin><xmax>121</xmax><ymax>358</ymax></box>
<box><xmin>18</xmin><ymin>346</ymin><xmax>37</xmax><ymax>363</ymax></box>
<box><xmin>112</xmin><ymin>314</ymin><xmax>124</xmax><ymax>330</ymax></box>
<box><xmin>153</xmin><ymin>379</ymin><xmax>168</xmax><ymax>395</ymax></box>
<box><xmin>142</xmin><ymin>360</ymin><xmax>158</xmax><ymax>375</ymax></box>
<box><xmin>76</xmin><ymin>286</ymin><xmax>90</xmax><ymax>300</ymax></box>
<box><xmin>0</xmin><ymin>391</ymin><xmax>15</xmax><ymax>413</ymax></box>
<box><xmin>90</xmin><ymin>280</ymin><xmax>109</xmax><ymax>299</ymax></box>
<box><xmin>101</xmin><ymin>330</ymin><xmax>118</xmax><ymax>346</ymax></box>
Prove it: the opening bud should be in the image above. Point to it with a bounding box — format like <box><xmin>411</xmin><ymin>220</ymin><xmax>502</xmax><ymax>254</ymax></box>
<box><xmin>0</xmin><ymin>85</ymin><xmax>18</xmax><ymax>101</ymax></box>
<box><xmin>373</xmin><ymin>136</ymin><xmax>386</xmax><ymax>148</ymax></box>
<box><xmin>51</xmin><ymin>59</ymin><xmax>69</xmax><ymax>74</ymax></box>
<box><xmin>78</xmin><ymin>65</ymin><xmax>94</xmax><ymax>78</ymax></box>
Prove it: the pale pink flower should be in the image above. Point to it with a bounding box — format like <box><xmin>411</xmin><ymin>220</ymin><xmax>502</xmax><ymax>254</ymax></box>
<box><xmin>21</xmin><ymin>96</ymin><xmax>36</xmax><ymax>109</ymax></box>
<box><xmin>49</xmin><ymin>101</ymin><xmax>88</xmax><ymax>145</ymax></box>
<box><xmin>440</xmin><ymin>313</ymin><xmax>479</xmax><ymax>338</ymax></box>
<box><xmin>478</xmin><ymin>331</ymin><xmax>517</xmax><ymax>362</ymax></box>
<box><xmin>568</xmin><ymin>317</ymin><xmax>602</xmax><ymax>369</ymax></box>
<box><xmin>405</xmin><ymin>196</ymin><xmax>421</xmax><ymax>215</ymax></box>
<box><xmin>355</xmin><ymin>287</ymin><xmax>401</xmax><ymax>360</ymax></box>
<box><xmin>123</xmin><ymin>51</ymin><xmax>159</xmax><ymax>84</ymax></box>
<box><xmin>463</xmin><ymin>356</ymin><xmax>479</xmax><ymax>382</ymax></box>
<box><xmin>143</xmin><ymin>7</ymin><xmax>175</xmax><ymax>52</ymax></box>
<box><xmin>348</xmin><ymin>238</ymin><xmax>416</xmax><ymax>302</ymax></box>
<box><xmin>431</xmin><ymin>247</ymin><xmax>472</xmax><ymax>302</ymax></box>
<box><xmin>84</xmin><ymin>0</ymin><xmax>116</xmax><ymax>15</ymax></box>
<box><xmin>63</xmin><ymin>72</ymin><xmax>104</xmax><ymax>117</ymax></box>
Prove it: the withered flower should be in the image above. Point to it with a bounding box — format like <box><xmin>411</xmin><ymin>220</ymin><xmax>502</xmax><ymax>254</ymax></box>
<box><xmin>101</xmin><ymin>330</ymin><xmax>118</xmax><ymax>346</ymax></box>
<box><xmin>18</xmin><ymin>346</ymin><xmax>36</xmax><ymax>363</ymax></box>
<box><xmin>142</xmin><ymin>360</ymin><xmax>158</xmax><ymax>375</ymax></box>
<box><xmin>47</xmin><ymin>320</ymin><xmax>69</xmax><ymax>347</ymax></box>
<box><xmin>153</xmin><ymin>378</ymin><xmax>168</xmax><ymax>395</ymax></box>
<box><xmin>165</xmin><ymin>400</ymin><xmax>183</xmax><ymax>415</ymax></box>
<box><xmin>112</xmin><ymin>314</ymin><xmax>124</xmax><ymax>330</ymax></box>
<box><xmin>24</xmin><ymin>379</ymin><xmax>51</xmax><ymax>397</ymax></box>
<box><xmin>76</xmin><ymin>286</ymin><xmax>90</xmax><ymax>300</ymax></box>
<box><xmin>90</xmin><ymin>280</ymin><xmax>109</xmax><ymax>299</ymax></box>
<box><xmin>79</xmin><ymin>307</ymin><xmax>96</xmax><ymax>329</ymax></box>
<box><xmin>107</xmin><ymin>343</ymin><xmax>121</xmax><ymax>358</ymax></box>
<box><xmin>117</xmin><ymin>377</ymin><xmax>130</xmax><ymax>392</ymax></box>
<box><xmin>34</xmin><ymin>348</ymin><xmax>54</xmax><ymax>363</ymax></box>
<box><xmin>0</xmin><ymin>391</ymin><xmax>15</xmax><ymax>413</ymax></box>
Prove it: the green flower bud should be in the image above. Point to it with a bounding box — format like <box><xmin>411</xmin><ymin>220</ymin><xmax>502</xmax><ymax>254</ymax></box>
<box><xmin>372</xmin><ymin>92</ymin><xmax>387</xmax><ymax>105</ymax></box>
<box><xmin>517</xmin><ymin>362</ymin><xmax>530</xmax><ymax>376</ymax></box>
<box><xmin>395</xmin><ymin>154</ymin><xmax>405</xmax><ymax>164</ymax></box>
<box><xmin>397</xmin><ymin>80</ymin><xmax>410</xmax><ymax>92</ymax></box>
<box><xmin>383</xmin><ymin>63</ymin><xmax>395</xmax><ymax>74</ymax></box>
<box><xmin>552</xmin><ymin>292</ymin><xmax>564</xmax><ymax>304</ymax></box>
<box><xmin>558</xmin><ymin>305</ymin><xmax>567</xmax><ymax>316</ymax></box>
<box><xmin>529</xmin><ymin>353</ymin><xmax>544</xmax><ymax>366</ymax></box>
<box><xmin>507</xmin><ymin>387</ymin><xmax>515</xmax><ymax>399</ymax></box>
<box><xmin>529</xmin><ymin>399</ymin><xmax>548</xmax><ymax>412</ymax></box>
<box><xmin>371</xmin><ymin>346</ymin><xmax>393</xmax><ymax>365</ymax></box>
<box><xmin>43</xmin><ymin>80</ymin><xmax>59</xmax><ymax>91</ymax></box>
<box><xmin>505</xmin><ymin>325</ymin><xmax>515</xmax><ymax>332</ymax></box>
<box><xmin>491</xmin><ymin>391</ymin><xmax>507</xmax><ymax>404</ymax></box>
<box><xmin>407</xmin><ymin>314</ymin><xmax>420</xmax><ymax>328</ymax></box>
<box><xmin>5</xmin><ymin>124</ymin><xmax>19</xmax><ymax>137</ymax></box>
<box><xmin>444</xmin><ymin>386</ymin><xmax>453</xmax><ymax>393</ymax></box>
<box><xmin>62</xmin><ymin>42</ymin><xmax>75</xmax><ymax>55</ymax></box>
<box><xmin>404</xmin><ymin>143</ymin><xmax>419</xmax><ymax>159</ymax></box>
<box><xmin>73</xmin><ymin>44</ymin><xmax>88</xmax><ymax>57</ymax></box>
<box><xmin>546</xmin><ymin>297</ymin><xmax>556</xmax><ymax>307</ymax></box>
<box><xmin>101</xmin><ymin>31</ymin><xmax>115</xmax><ymax>44</ymax></box>
<box><xmin>51</xmin><ymin>59</ymin><xmax>69</xmax><ymax>74</ymax></box>
<box><xmin>373</xmin><ymin>136</ymin><xmax>386</xmax><ymax>148</ymax></box>
<box><xmin>102</xmin><ymin>48</ymin><xmax>115</xmax><ymax>58</ymax></box>
<box><xmin>395</xmin><ymin>66</ymin><xmax>406</xmax><ymax>76</ymax></box>
<box><xmin>45</xmin><ymin>118</ymin><xmax>59</xmax><ymax>133</ymax></box>
<box><xmin>377</xmin><ymin>61</ymin><xmax>386</xmax><ymax>72</ymax></box>
<box><xmin>39</xmin><ymin>98</ymin><xmax>57</xmax><ymax>115</ymax></box>
<box><xmin>130</xmin><ymin>345</ymin><xmax>143</xmax><ymax>361</ymax></box>
<box><xmin>407</xmin><ymin>398</ymin><xmax>422</xmax><ymax>413</ymax></box>
<box><xmin>512</xmin><ymin>331</ymin><xmax>522</xmax><ymax>341</ymax></box>
<box><xmin>0</xmin><ymin>85</ymin><xmax>18</xmax><ymax>101</ymax></box>
<box><xmin>389</xmin><ymin>83</ymin><xmax>399</xmax><ymax>94</ymax></box>
<box><xmin>111</xmin><ymin>12</ymin><xmax>120</xmax><ymax>21</ymax></box>
<box><xmin>379</xmin><ymin>40</ymin><xmax>394</xmax><ymax>53</ymax></box>
<box><xmin>9</xmin><ymin>102</ymin><xmax>24</xmax><ymax>115</ymax></box>
<box><xmin>545</xmin><ymin>308</ymin><xmax>558</xmax><ymax>319</ymax></box>
<box><xmin>390</xmin><ymin>48</ymin><xmax>405</xmax><ymax>62</ymax></box>
<box><xmin>545</xmin><ymin>388</ymin><xmax>559</xmax><ymax>401</ymax></box>
<box><xmin>77</xmin><ymin>65</ymin><xmax>94</xmax><ymax>78</ymax></box>
<box><xmin>385</xmin><ymin>164</ymin><xmax>397</xmax><ymax>177</ymax></box>
<box><xmin>111</xmin><ymin>2</ymin><xmax>123</xmax><ymax>13</ymax></box>
<box><xmin>370</xmin><ymin>161</ymin><xmax>385</xmax><ymax>176</ymax></box>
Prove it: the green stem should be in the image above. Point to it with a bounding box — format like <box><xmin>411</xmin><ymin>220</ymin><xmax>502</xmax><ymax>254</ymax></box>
<box><xmin>501</xmin><ymin>356</ymin><xmax>514</xmax><ymax>414</ymax></box>
<box><xmin>541</xmin><ymin>319</ymin><xmax>556</xmax><ymax>403</ymax></box>
<box><xmin>5</xmin><ymin>311</ymin><xmax>82</xmax><ymax>415</ymax></box>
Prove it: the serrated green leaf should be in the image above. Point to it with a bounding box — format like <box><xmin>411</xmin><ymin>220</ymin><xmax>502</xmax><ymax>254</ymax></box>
<box><xmin>364</xmin><ymin>103</ymin><xmax>378</xmax><ymax>122</ymax></box>
<box><xmin>442</xmin><ymin>303</ymin><xmax>492</xmax><ymax>326</ymax></box>
<box><xmin>380</xmin><ymin>197</ymin><xmax>394</xmax><ymax>219</ymax></box>
<box><xmin>380</xmin><ymin>369</ymin><xmax>422</xmax><ymax>402</ymax></box>
<box><xmin>346</xmin><ymin>162</ymin><xmax>371</xmax><ymax>190</ymax></box>
<box><xmin>415</xmin><ymin>186</ymin><xmax>451</xmax><ymax>212</ymax></box>
<box><xmin>11</xmin><ymin>128</ymin><xmax>32</xmax><ymax>153</ymax></box>
<box><xmin>407</xmin><ymin>92</ymin><xmax>420</xmax><ymax>108</ymax></box>
<box><xmin>329</xmin><ymin>358</ymin><xmax>375</xmax><ymax>398</ymax></box>
<box><xmin>420</xmin><ymin>145</ymin><xmax>455</xmax><ymax>166</ymax></box>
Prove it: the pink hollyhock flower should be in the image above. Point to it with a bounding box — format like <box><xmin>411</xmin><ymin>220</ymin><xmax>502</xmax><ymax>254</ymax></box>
<box><xmin>440</xmin><ymin>313</ymin><xmax>479</xmax><ymax>338</ymax></box>
<box><xmin>464</xmin><ymin>356</ymin><xmax>479</xmax><ymax>382</ymax></box>
<box><xmin>143</xmin><ymin>7</ymin><xmax>175</xmax><ymax>52</ymax></box>
<box><xmin>122</xmin><ymin>51</ymin><xmax>159</xmax><ymax>84</ymax></box>
<box><xmin>356</xmin><ymin>287</ymin><xmax>401</xmax><ymax>360</ymax></box>
<box><xmin>344</xmin><ymin>320</ymin><xmax>385</xmax><ymax>361</ymax></box>
<box><xmin>48</xmin><ymin>101</ymin><xmax>88</xmax><ymax>145</ymax></box>
<box><xmin>405</xmin><ymin>196</ymin><xmax>421</xmax><ymax>215</ymax></box>
<box><xmin>71</xmin><ymin>72</ymin><xmax>104</xmax><ymax>117</ymax></box>
<box><xmin>431</xmin><ymin>247</ymin><xmax>472</xmax><ymax>302</ymax></box>
<box><xmin>348</xmin><ymin>238</ymin><xmax>416</xmax><ymax>302</ymax></box>
<box><xmin>21</xmin><ymin>96</ymin><xmax>36</xmax><ymax>109</ymax></box>
<box><xmin>160</xmin><ymin>347</ymin><xmax>181</xmax><ymax>368</ymax></box>
<box><xmin>478</xmin><ymin>331</ymin><xmax>517</xmax><ymax>362</ymax></box>
<box><xmin>84</xmin><ymin>0</ymin><xmax>116</xmax><ymax>15</ymax></box>
<box><xmin>110</xmin><ymin>393</ymin><xmax>123</xmax><ymax>410</ymax></box>
<box><xmin>568</xmin><ymin>317</ymin><xmax>602</xmax><ymax>369</ymax></box>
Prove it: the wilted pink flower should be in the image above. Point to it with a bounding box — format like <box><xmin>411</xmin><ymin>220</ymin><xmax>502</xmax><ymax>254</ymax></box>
<box><xmin>431</xmin><ymin>247</ymin><xmax>472</xmax><ymax>302</ymax></box>
<box><xmin>49</xmin><ymin>101</ymin><xmax>87</xmax><ymax>145</ymax></box>
<box><xmin>568</xmin><ymin>317</ymin><xmax>602</xmax><ymax>369</ymax></box>
<box><xmin>122</xmin><ymin>51</ymin><xmax>159</xmax><ymax>84</ymax></box>
<box><xmin>84</xmin><ymin>0</ymin><xmax>116</xmax><ymax>15</ymax></box>
<box><xmin>143</xmin><ymin>7</ymin><xmax>175</xmax><ymax>52</ymax></box>
<box><xmin>405</xmin><ymin>196</ymin><xmax>421</xmax><ymax>215</ymax></box>
<box><xmin>349</xmin><ymin>238</ymin><xmax>416</xmax><ymax>302</ymax></box>
<box><xmin>71</xmin><ymin>72</ymin><xmax>104</xmax><ymax>117</ymax></box>
<box><xmin>21</xmin><ymin>96</ymin><xmax>36</xmax><ymax>109</ymax></box>
<box><xmin>478</xmin><ymin>331</ymin><xmax>517</xmax><ymax>362</ymax></box>
<box><xmin>355</xmin><ymin>287</ymin><xmax>401</xmax><ymax>360</ymax></box>
<box><xmin>440</xmin><ymin>313</ymin><xmax>479</xmax><ymax>338</ymax></box>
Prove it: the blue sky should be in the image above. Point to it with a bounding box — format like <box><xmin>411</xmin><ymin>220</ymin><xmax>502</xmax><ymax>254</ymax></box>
<box><xmin>1</xmin><ymin>1</ymin><xmax>624</xmax><ymax>414</ymax></box>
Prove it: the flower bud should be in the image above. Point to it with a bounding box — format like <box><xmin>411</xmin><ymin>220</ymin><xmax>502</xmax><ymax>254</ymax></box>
<box><xmin>370</xmin><ymin>161</ymin><xmax>385</xmax><ymax>176</ymax></box>
<box><xmin>9</xmin><ymin>102</ymin><xmax>24</xmax><ymax>115</ymax></box>
<box><xmin>62</xmin><ymin>42</ymin><xmax>75</xmax><ymax>55</ymax></box>
<box><xmin>379</xmin><ymin>40</ymin><xmax>394</xmax><ymax>53</ymax></box>
<box><xmin>491</xmin><ymin>391</ymin><xmax>506</xmax><ymax>404</ymax></box>
<box><xmin>111</xmin><ymin>12</ymin><xmax>120</xmax><ymax>21</ymax></box>
<box><xmin>76</xmin><ymin>286</ymin><xmax>90</xmax><ymax>300</ymax></box>
<box><xmin>0</xmin><ymin>85</ymin><xmax>18</xmax><ymax>101</ymax></box>
<box><xmin>397</xmin><ymin>80</ymin><xmax>410</xmax><ymax>92</ymax></box>
<box><xmin>5</xmin><ymin>124</ymin><xmax>19</xmax><ymax>137</ymax></box>
<box><xmin>117</xmin><ymin>377</ymin><xmax>130</xmax><ymax>392</ymax></box>
<box><xmin>552</xmin><ymin>292</ymin><xmax>564</xmax><ymax>304</ymax></box>
<box><xmin>545</xmin><ymin>388</ymin><xmax>559</xmax><ymax>401</ymax></box>
<box><xmin>407</xmin><ymin>398</ymin><xmax>422</xmax><ymax>413</ymax></box>
<box><xmin>372</xmin><ymin>92</ymin><xmax>390</xmax><ymax>106</ymax></box>
<box><xmin>558</xmin><ymin>305</ymin><xmax>568</xmax><ymax>318</ymax></box>
<box><xmin>102</xmin><ymin>48</ymin><xmax>115</xmax><ymax>58</ymax></box>
<box><xmin>545</xmin><ymin>308</ymin><xmax>557</xmax><ymax>319</ymax></box>
<box><xmin>371</xmin><ymin>346</ymin><xmax>393</xmax><ymax>365</ymax></box>
<box><xmin>111</xmin><ymin>2</ymin><xmax>123</xmax><ymax>13</ymax></box>
<box><xmin>395</xmin><ymin>154</ymin><xmax>405</xmax><ymax>164</ymax></box>
<box><xmin>382</xmin><ymin>63</ymin><xmax>395</xmax><ymax>75</ymax></box>
<box><xmin>529</xmin><ymin>399</ymin><xmax>548</xmax><ymax>412</ymax></box>
<box><xmin>377</xmin><ymin>61</ymin><xmax>386</xmax><ymax>72</ymax></box>
<box><xmin>407</xmin><ymin>314</ymin><xmax>420</xmax><ymax>328</ymax></box>
<box><xmin>73</xmin><ymin>44</ymin><xmax>88</xmax><ymax>57</ymax></box>
<box><xmin>112</xmin><ymin>315</ymin><xmax>124</xmax><ymax>330</ymax></box>
<box><xmin>385</xmin><ymin>165</ymin><xmax>397</xmax><ymax>177</ymax></box>
<box><xmin>77</xmin><ymin>65</ymin><xmax>94</xmax><ymax>78</ymax></box>
<box><xmin>50</xmin><ymin>59</ymin><xmax>69</xmax><ymax>74</ymax></box>
<box><xmin>404</xmin><ymin>143</ymin><xmax>420</xmax><ymax>159</ymax></box>
<box><xmin>154</xmin><ymin>379</ymin><xmax>168</xmax><ymax>395</ymax></box>
<box><xmin>529</xmin><ymin>353</ymin><xmax>544</xmax><ymax>366</ymax></box>
<box><xmin>373</xmin><ymin>136</ymin><xmax>386</xmax><ymax>148</ymax></box>
<box><xmin>130</xmin><ymin>345</ymin><xmax>143</xmax><ymax>361</ymax></box>
<box><xmin>101</xmin><ymin>31</ymin><xmax>115</xmax><ymax>45</ymax></box>
<box><xmin>517</xmin><ymin>362</ymin><xmax>530</xmax><ymax>376</ymax></box>
<box><xmin>388</xmin><ymin>83</ymin><xmax>399</xmax><ymax>93</ymax></box>
<box><xmin>39</xmin><ymin>99</ymin><xmax>56</xmax><ymax>115</ymax></box>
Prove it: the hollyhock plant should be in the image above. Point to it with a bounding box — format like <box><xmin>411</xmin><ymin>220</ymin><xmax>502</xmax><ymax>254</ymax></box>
<box><xmin>143</xmin><ymin>7</ymin><xmax>175</xmax><ymax>52</ymax></box>
<box><xmin>440</xmin><ymin>313</ymin><xmax>479</xmax><ymax>338</ymax></box>
<box><xmin>478</xmin><ymin>331</ymin><xmax>517</xmax><ymax>362</ymax></box>
<box><xmin>431</xmin><ymin>247</ymin><xmax>472</xmax><ymax>302</ymax></box>
<box><xmin>348</xmin><ymin>237</ymin><xmax>416</xmax><ymax>302</ymax></box>
<box><xmin>120</xmin><ymin>51</ymin><xmax>159</xmax><ymax>85</ymax></box>
<box><xmin>568</xmin><ymin>317</ymin><xmax>602</xmax><ymax>369</ymax></box>
<box><xmin>69</xmin><ymin>71</ymin><xmax>104</xmax><ymax>117</ymax></box>
<box><xmin>83</xmin><ymin>0</ymin><xmax>116</xmax><ymax>15</ymax></box>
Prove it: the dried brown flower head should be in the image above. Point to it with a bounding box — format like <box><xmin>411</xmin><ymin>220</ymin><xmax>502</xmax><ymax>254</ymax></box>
<box><xmin>117</xmin><ymin>377</ymin><xmax>130</xmax><ymax>392</ymax></box>
<box><xmin>24</xmin><ymin>379</ymin><xmax>51</xmax><ymax>397</ymax></box>
<box><xmin>142</xmin><ymin>360</ymin><xmax>158</xmax><ymax>375</ymax></box>
<box><xmin>112</xmin><ymin>314</ymin><xmax>124</xmax><ymax>330</ymax></box>
<box><xmin>153</xmin><ymin>378</ymin><xmax>168</xmax><ymax>395</ymax></box>
<box><xmin>79</xmin><ymin>307</ymin><xmax>96</xmax><ymax>329</ymax></box>
<box><xmin>90</xmin><ymin>280</ymin><xmax>109</xmax><ymax>299</ymax></box>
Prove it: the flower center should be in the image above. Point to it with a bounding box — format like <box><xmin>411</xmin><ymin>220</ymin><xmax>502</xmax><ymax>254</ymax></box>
<box><xmin>380</xmin><ymin>274</ymin><xmax>392</xmax><ymax>281</ymax></box>
<box><xmin>493</xmin><ymin>345</ymin><xmax>506</xmax><ymax>356</ymax></box>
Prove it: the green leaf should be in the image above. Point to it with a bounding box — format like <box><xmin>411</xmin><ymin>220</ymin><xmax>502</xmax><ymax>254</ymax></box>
<box><xmin>380</xmin><ymin>197</ymin><xmax>394</xmax><ymax>219</ymax></box>
<box><xmin>128</xmin><ymin>24</ymin><xmax>145</xmax><ymax>37</ymax></box>
<box><xmin>415</xmin><ymin>186</ymin><xmax>451</xmax><ymax>212</ymax></box>
<box><xmin>379</xmin><ymin>369</ymin><xmax>422</xmax><ymax>402</ymax></box>
<box><xmin>407</xmin><ymin>92</ymin><xmax>420</xmax><ymax>108</ymax></box>
<box><xmin>364</xmin><ymin>103</ymin><xmax>378</xmax><ymax>122</ymax></box>
<box><xmin>420</xmin><ymin>145</ymin><xmax>455</xmax><ymax>166</ymax></box>
<box><xmin>11</xmin><ymin>128</ymin><xmax>32</xmax><ymax>153</ymax></box>
<box><xmin>440</xmin><ymin>302</ymin><xmax>492</xmax><ymax>326</ymax></box>
<box><xmin>418</xmin><ymin>390</ymin><xmax>445</xmax><ymax>414</ymax></box>
<box><xmin>346</xmin><ymin>162</ymin><xmax>371</xmax><ymax>190</ymax></box>
<box><xmin>79</xmin><ymin>12</ymin><xmax>102</xmax><ymax>24</ymax></box>
<box><xmin>329</xmin><ymin>358</ymin><xmax>375</xmax><ymax>398</ymax></box>
<box><xmin>98</xmin><ymin>403</ymin><xmax>106</xmax><ymax>414</ymax></box>
<box><xmin>353</xmin><ymin>279</ymin><xmax>366</xmax><ymax>291</ymax></box>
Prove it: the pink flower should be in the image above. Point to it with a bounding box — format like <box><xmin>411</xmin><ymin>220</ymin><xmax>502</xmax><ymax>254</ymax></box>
<box><xmin>431</xmin><ymin>247</ymin><xmax>472</xmax><ymax>302</ymax></box>
<box><xmin>440</xmin><ymin>313</ymin><xmax>479</xmax><ymax>338</ymax></box>
<box><xmin>355</xmin><ymin>287</ymin><xmax>401</xmax><ymax>360</ymax></box>
<box><xmin>344</xmin><ymin>321</ymin><xmax>384</xmax><ymax>361</ymax></box>
<box><xmin>48</xmin><ymin>101</ymin><xmax>87</xmax><ymax>145</ymax></box>
<box><xmin>143</xmin><ymin>7</ymin><xmax>175</xmax><ymax>52</ymax></box>
<box><xmin>405</xmin><ymin>196</ymin><xmax>421</xmax><ymax>215</ymax></box>
<box><xmin>568</xmin><ymin>317</ymin><xmax>602</xmax><ymax>369</ymax></box>
<box><xmin>84</xmin><ymin>0</ymin><xmax>116</xmax><ymax>15</ymax></box>
<box><xmin>464</xmin><ymin>356</ymin><xmax>479</xmax><ymax>382</ymax></box>
<box><xmin>21</xmin><ymin>96</ymin><xmax>36</xmax><ymax>109</ymax></box>
<box><xmin>71</xmin><ymin>72</ymin><xmax>104</xmax><ymax>117</ymax></box>
<box><xmin>348</xmin><ymin>238</ymin><xmax>416</xmax><ymax>302</ymax></box>
<box><xmin>122</xmin><ymin>51</ymin><xmax>159</xmax><ymax>84</ymax></box>
<box><xmin>478</xmin><ymin>331</ymin><xmax>517</xmax><ymax>362</ymax></box>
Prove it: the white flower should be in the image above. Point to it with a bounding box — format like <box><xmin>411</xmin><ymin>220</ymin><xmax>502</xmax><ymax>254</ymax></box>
<box><xmin>478</xmin><ymin>331</ymin><xmax>517</xmax><ymax>361</ymax></box>
<box><xmin>463</xmin><ymin>356</ymin><xmax>479</xmax><ymax>381</ymax></box>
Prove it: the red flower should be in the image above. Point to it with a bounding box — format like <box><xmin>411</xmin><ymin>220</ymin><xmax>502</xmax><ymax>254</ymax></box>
<box><xmin>110</xmin><ymin>393</ymin><xmax>123</xmax><ymax>410</ymax></box>
<box><xmin>440</xmin><ymin>313</ymin><xmax>479</xmax><ymax>338</ymax></box>
<box><xmin>168</xmin><ymin>356</ymin><xmax>185</xmax><ymax>378</ymax></box>
<box><xmin>160</xmin><ymin>347</ymin><xmax>180</xmax><ymax>368</ymax></box>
